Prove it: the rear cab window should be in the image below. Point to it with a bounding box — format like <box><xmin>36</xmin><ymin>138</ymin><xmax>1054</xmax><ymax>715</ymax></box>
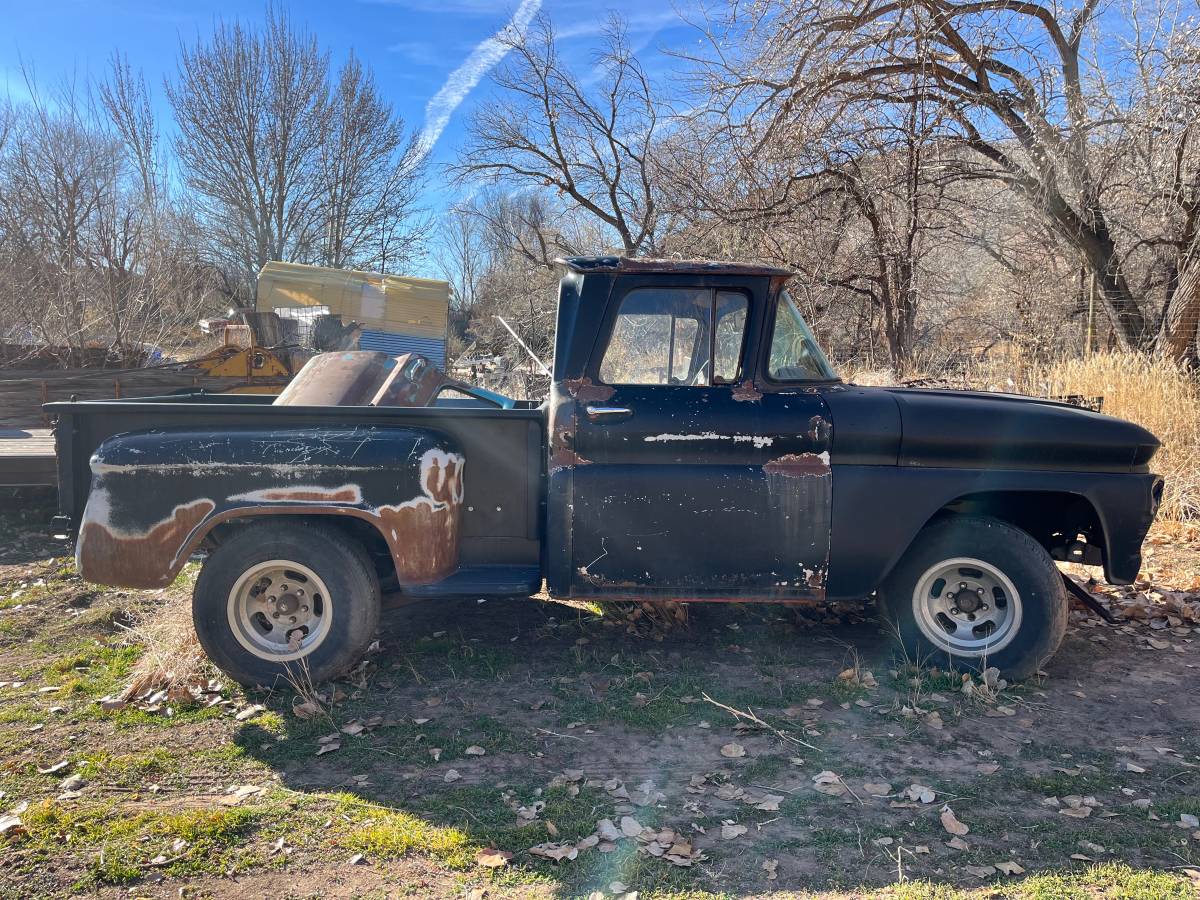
<box><xmin>599</xmin><ymin>287</ymin><xmax>749</xmax><ymax>386</ymax></box>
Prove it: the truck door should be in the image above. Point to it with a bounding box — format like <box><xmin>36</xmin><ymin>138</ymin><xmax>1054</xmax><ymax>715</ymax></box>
<box><xmin>567</xmin><ymin>280</ymin><xmax>832</xmax><ymax>597</ymax></box>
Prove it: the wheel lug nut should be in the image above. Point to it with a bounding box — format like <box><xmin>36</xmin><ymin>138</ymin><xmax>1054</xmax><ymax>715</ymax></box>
<box><xmin>271</xmin><ymin>612</ymin><xmax>279</xmax><ymax>619</ymax></box>
<box><xmin>967</xmin><ymin>613</ymin><xmax>976</xmax><ymax>621</ymax></box>
<box><xmin>958</xmin><ymin>582</ymin><xmax>966</xmax><ymax>589</ymax></box>
<box><xmin>289</xmin><ymin>616</ymin><xmax>297</xmax><ymax>623</ymax></box>
<box><xmin>976</xmin><ymin>587</ymin><xmax>984</xmax><ymax>594</ymax></box>
<box><xmin>301</xmin><ymin>605</ymin><xmax>309</xmax><ymax>612</ymax></box>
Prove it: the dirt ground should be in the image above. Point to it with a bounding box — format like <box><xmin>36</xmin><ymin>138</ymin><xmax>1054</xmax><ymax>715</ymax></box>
<box><xmin>0</xmin><ymin>489</ymin><xmax>1197</xmax><ymax>899</ymax></box>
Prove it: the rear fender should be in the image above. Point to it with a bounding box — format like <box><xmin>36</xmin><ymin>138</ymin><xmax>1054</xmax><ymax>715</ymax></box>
<box><xmin>76</xmin><ymin>425</ymin><xmax>464</xmax><ymax>589</ymax></box>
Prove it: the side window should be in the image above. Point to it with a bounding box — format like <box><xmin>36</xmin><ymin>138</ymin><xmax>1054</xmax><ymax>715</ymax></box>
<box><xmin>714</xmin><ymin>291</ymin><xmax>748</xmax><ymax>382</ymax></box>
<box><xmin>768</xmin><ymin>292</ymin><xmax>835</xmax><ymax>381</ymax></box>
<box><xmin>599</xmin><ymin>287</ymin><xmax>748</xmax><ymax>386</ymax></box>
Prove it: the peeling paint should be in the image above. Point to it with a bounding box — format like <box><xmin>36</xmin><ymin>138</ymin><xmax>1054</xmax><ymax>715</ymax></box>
<box><xmin>549</xmin><ymin>446</ymin><xmax>592</xmax><ymax>473</ymax></box>
<box><xmin>644</xmin><ymin>432</ymin><xmax>775</xmax><ymax>449</ymax></box>
<box><xmin>78</xmin><ymin>497</ymin><xmax>216</xmax><ymax>588</ymax></box>
<box><xmin>562</xmin><ymin>376</ymin><xmax>615</xmax><ymax>403</ymax></box>
<box><xmin>731</xmin><ymin>380</ymin><xmax>763</xmax><ymax>402</ymax></box>
<box><xmin>375</xmin><ymin>449</ymin><xmax>465</xmax><ymax>584</ymax></box>
<box><xmin>763</xmin><ymin>452</ymin><xmax>831</xmax><ymax>477</ymax></box>
<box><xmin>229</xmin><ymin>485</ymin><xmax>364</xmax><ymax>504</ymax></box>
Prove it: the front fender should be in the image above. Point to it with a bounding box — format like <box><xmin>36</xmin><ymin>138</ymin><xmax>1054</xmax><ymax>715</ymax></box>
<box><xmin>76</xmin><ymin>425</ymin><xmax>464</xmax><ymax>589</ymax></box>
<box><xmin>826</xmin><ymin>466</ymin><xmax>1161</xmax><ymax>598</ymax></box>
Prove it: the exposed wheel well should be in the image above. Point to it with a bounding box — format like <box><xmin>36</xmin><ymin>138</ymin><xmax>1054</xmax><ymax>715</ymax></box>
<box><xmin>930</xmin><ymin>491</ymin><xmax>1105</xmax><ymax>568</ymax></box>
<box><xmin>202</xmin><ymin>514</ymin><xmax>396</xmax><ymax>585</ymax></box>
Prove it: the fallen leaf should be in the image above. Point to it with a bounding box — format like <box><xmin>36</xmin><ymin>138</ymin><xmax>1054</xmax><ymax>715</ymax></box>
<box><xmin>475</xmin><ymin>848</ymin><xmax>512</xmax><ymax>868</ymax></box>
<box><xmin>996</xmin><ymin>861</ymin><xmax>1025</xmax><ymax>875</ymax></box>
<box><xmin>292</xmin><ymin>699</ymin><xmax>321</xmax><ymax>719</ymax></box>
<box><xmin>1124</xmin><ymin>762</ymin><xmax>1146</xmax><ymax>773</ymax></box>
<box><xmin>720</xmin><ymin>742</ymin><xmax>746</xmax><ymax>758</ymax></box>
<box><xmin>234</xmin><ymin>704</ymin><xmax>265</xmax><ymax>721</ymax></box>
<box><xmin>528</xmin><ymin>841</ymin><xmax>578</xmax><ymax>862</ymax></box>
<box><xmin>444</xmin><ymin>769</ymin><xmax>462</xmax><ymax>783</ymax></box>
<box><xmin>863</xmin><ymin>782</ymin><xmax>892</xmax><ymax>797</ymax></box>
<box><xmin>977</xmin><ymin>763</ymin><xmax>1001</xmax><ymax>775</ymax></box>
<box><xmin>945</xmin><ymin>836</ymin><xmax>969</xmax><ymax>851</ymax></box>
<box><xmin>966</xmin><ymin>864</ymin><xmax>997</xmax><ymax>878</ymax></box>
<box><xmin>754</xmin><ymin>794</ymin><xmax>784</xmax><ymax>811</ymax></box>
<box><xmin>940</xmin><ymin>805</ymin><xmax>970</xmax><ymax>836</ymax></box>
<box><xmin>620</xmin><ymin>816</ymin><xmax>643</xmax><ymax>837</ymax></box>
<box><xmin>596</xmin><ymin>819</ymin><xmax>622</xmax><ymax>842</ymax></box>
<box><xmin>905</xmin><ymin>784</ymin><xmax>936</xmax><ymax>804</ymax></box>
<box><xmin>219</xmin><ymin>784</ymin><xmax>265</xmax><ymax>806</ymax></box>
<box><xmin>465</xmin><ymin>745</ymin><xmax>486</xmax><ymax>756</ymax></box>
<box><xmin>37</xmin><ymin>761</ymin><xmax>69</xmax><ymax>775</ymax></box>
<box><xmin>813</xmin><ymin>771</ymin><xmax>848</xmax><ymax>796</ymax></box>
<box><xmin>721</xmin><ymin>823</ymin><xmax>748</xmax><ymax>840</ymax></box>
<box><xmin>0</xmin><ymin>815</ymin><xmax>23</xmax><ymax>838</ymax></box>
<box><xmin>763</xmin><ymin>858</ymin><xmax>779</xmax><ymax>880</ymax></box>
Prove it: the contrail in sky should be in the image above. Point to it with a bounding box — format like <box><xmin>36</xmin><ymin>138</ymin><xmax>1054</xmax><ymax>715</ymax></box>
<box><xmin>415</xmin><ymin>0</ymin><xmax>542</xmax><ymax>161</ymax></box>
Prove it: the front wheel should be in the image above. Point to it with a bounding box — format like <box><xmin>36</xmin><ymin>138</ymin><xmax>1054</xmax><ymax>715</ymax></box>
<box><xmin>193</xmin><ymin>520</ymin><xmax>381</xmax><ymax>687</ymax></box>
<box><xmin>877</xmin><ymin>516</ymin><xmax>1067</xmax><ymax>680</ymax></box>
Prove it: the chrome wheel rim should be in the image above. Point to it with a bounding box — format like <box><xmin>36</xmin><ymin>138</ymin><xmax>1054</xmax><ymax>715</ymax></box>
<box><xmin>227</xmin><ymin>560</ymin><xmax>331</xmax><ymax>661</ymax></box>
<box><xmin>911</xmin><ymin>557</ymin><xmax>1022</xmax><ymax>657</ymax></box>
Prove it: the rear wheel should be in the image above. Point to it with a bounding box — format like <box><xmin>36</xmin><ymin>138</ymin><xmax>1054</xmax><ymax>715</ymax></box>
<box><xmin>877</xmin><ymin>516</ymin><xmax>1066</xmax><ymax>679</ymax></box>
<box><xmin>193</xmin><ymin>520</ymin><xmax>380</xmax><ymax>687</ymax></box>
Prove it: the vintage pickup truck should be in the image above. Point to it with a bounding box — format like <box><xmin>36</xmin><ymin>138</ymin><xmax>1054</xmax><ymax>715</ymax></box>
<box><xmin>49</xmin><ymin>257</ymin><xmax>1163</xmax><ymax>684</ymax></box>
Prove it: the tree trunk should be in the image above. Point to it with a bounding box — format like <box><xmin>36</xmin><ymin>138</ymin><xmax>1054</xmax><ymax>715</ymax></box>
<box><xmin>1156</xmin><ymin>261</ymin><xmax>1200</xmax><ymax>366</ymax></box>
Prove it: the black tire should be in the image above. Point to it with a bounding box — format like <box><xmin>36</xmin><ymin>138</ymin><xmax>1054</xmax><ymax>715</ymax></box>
<box><xmin>192</xmin><ymin>520</ymin><xmax>380</xmax><ymax>687</ymax></box>
<box><xmin>876</xmin><ymin>515</ymin><xmax>1067</xmax><ymax>680</ymax></box>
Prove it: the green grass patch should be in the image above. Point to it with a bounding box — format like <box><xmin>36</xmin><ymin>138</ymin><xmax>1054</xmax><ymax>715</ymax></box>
<box><xmin>19</xmin><ymin>799</ymin><xmax>273</xmax><ymax>888</ymax></box>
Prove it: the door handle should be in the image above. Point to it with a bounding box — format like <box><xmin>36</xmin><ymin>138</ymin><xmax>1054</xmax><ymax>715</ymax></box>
<box><xmin>585</xmin><ymin>405</ymin><xmax>632</xmax><ymax>420</ymax></box>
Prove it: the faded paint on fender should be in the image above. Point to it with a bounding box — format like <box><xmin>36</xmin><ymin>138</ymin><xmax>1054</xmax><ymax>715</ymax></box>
<box><xmin>75</xmin><ymin>429</ymin><xmax>466</xmax><ymax>590</ymax></box>
<box><xmin>78</xmin><ymin>495</ymin><xmax>217</xmax><ymax>587</ymax></box>
<box><xmin>376</xmin><ymin>449</ymin><xmax>464</xmax><ymax>584</ymax></box>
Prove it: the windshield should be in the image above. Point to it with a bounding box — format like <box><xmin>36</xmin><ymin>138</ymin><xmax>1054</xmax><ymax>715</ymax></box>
<box><xmin>768</xmin><ymin>292</ymin><xmax>837</xmax><ymax>381</ymax></box>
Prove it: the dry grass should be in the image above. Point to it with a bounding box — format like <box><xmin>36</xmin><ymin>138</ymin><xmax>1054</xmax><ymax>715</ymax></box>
<box><xmin>848</xmin><ymin>351</ymin><xmax>1200</xmax><ymax>521</ymax></box>
<box><xmin>121</xmin><ymin>591</ymin><xmax>218</xmax><ymax>700</ymax></box>
<box><xmin>981</xmin><ymin>352</ymin><xmax>1200</xmax><ymax>522</ymax></box>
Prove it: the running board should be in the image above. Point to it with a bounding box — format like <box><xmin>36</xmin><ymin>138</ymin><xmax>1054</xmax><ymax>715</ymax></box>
<box><xmin>402</xmin><ymin>565</ymin><xmax>541</xmax><ymax>599</ymax></box>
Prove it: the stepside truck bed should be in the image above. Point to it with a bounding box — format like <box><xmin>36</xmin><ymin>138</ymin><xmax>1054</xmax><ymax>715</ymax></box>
<box><xmin>48</xmin><ymin>393</ymin><xmax>547</xmax><ymax>583</ymax></box>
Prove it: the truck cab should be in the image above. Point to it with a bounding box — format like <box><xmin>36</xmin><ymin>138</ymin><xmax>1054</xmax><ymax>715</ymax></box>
<box><xmin>51</xmin><ymin>256</ymin><xmax>1163</xmax><ymax>686</ymax></box>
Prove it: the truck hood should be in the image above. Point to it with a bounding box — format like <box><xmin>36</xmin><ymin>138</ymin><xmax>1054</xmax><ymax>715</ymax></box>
<box><xmin>883</xmin><ymin>387</ymin><xmax>1159</xmax><ymax>473</ymax></box>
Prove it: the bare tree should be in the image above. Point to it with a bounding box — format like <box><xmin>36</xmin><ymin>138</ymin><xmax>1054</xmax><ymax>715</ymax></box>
<box><xmin>0</xmin><ymin>68</ymin><xmax>223</xmax><ymax>363</ymax></box>
<box><xmin>318</xmin><ymin>53</ymin><xmax>427</xmax><ymax>272</ymax></box>
<box><xmin>692</xmin><ymin>0</ymin><xmax>1200</xmax><ymax>353</ymax></box>
<box><xmin>452</xmin><ymin>14</ymin><xmax>665</xmax><ymax>255</ymax></box>
<box><xmin>167</xmin><ymin>9</ymin><xmax>330</xmax><ymax>287</ymax></box>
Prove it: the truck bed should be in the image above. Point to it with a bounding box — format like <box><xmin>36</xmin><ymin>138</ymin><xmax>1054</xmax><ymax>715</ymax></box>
<box><xmin>48</xmin><ymin>393</ymin><xmax>546</xmax><ymax>571</ymax></box>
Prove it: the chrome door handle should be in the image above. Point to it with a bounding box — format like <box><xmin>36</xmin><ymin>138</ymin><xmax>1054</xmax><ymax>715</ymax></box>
<box><xmin>586</xmin><ymin>405</ymin><xmax>632</xmax><ymax>420</ymax></box>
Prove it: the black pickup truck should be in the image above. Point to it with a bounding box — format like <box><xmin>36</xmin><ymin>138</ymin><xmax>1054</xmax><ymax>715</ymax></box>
<box><xmin>49</xmin><ymin>257</ymin><xmax>1163</xmax><ymax>684</ymax></box>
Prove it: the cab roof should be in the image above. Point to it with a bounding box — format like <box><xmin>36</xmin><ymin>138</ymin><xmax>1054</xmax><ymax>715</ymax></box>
<box><xmin>555</xmin><ymin>255</ymin><xmax>793</xmax><ymax>278</ymax></box>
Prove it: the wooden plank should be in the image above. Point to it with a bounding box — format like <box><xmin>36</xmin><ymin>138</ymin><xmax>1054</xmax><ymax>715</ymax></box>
<box><xmin>0</xmin><ymin>427</ymin><xmax>57</xmax><ymax>487</ymax></box>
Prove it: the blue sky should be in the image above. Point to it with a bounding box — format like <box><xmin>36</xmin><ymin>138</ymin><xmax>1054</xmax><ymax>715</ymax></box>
<box><xmin>0</xmin><ymin>0</ymin><xmax>694</xmax><ymax>250</ymax></box>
